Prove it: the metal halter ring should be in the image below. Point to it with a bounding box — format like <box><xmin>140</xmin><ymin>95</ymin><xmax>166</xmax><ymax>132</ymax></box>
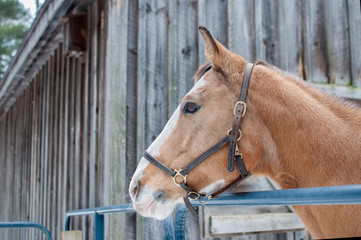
<box><xmin>227</xmin><ymin>129</ymin><xmax>242</xmax><ymax>141</ymax></box>
<box><xmin>198</xmin><ymin>193</ymin><xmax>212</xmax><ymax>205</ymax></box>
<box><xmin>188</xmin><ymin>191</ymin><xmax>200</xmax><ymax>200</ymax></box>
<box><xmin>234</xmin><ymin>101</ymin><xmax>247</xmax><ymax>117</ymax></box>
<box><xmin>188</xmin><ymin>192</ymin><xmax>212</xmax><ymax>205</ymax></box>
<box><xmin>172</xmin><ymin>169</ymin><xmax>187</xmax><ymax>187</ymax></box>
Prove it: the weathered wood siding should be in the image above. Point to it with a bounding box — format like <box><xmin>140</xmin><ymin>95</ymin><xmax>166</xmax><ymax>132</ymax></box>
<box><xmin>0</xmin><ymin>0</ymin><xmax>360</xmax><ymax>239</ymax></box>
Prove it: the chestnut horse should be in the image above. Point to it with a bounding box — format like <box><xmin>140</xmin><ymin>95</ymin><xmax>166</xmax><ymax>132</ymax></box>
<box><xmin>129</xmin><ymin>27</ymin><xmax>361</xmax><ymax>239</ymax></box>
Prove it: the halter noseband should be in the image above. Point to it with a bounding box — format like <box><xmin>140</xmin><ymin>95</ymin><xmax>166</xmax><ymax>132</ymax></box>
<box><xmin>143</xmin><ymin>63</ymin><xmax>254</xmax><ymax>215</ymax></box>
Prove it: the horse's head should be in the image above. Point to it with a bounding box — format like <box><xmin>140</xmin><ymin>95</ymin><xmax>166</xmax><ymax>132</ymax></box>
<box><xmin>129</xmin><ymin>27</ymin><xmax>263</xmax><ymax>219</ymax></box>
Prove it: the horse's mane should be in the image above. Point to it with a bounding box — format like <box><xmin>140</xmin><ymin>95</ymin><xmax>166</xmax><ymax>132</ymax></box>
<box><xmin>255</xmin><ymin>60</ymin><xmax>361</xmax><ymax>123</ymax></box>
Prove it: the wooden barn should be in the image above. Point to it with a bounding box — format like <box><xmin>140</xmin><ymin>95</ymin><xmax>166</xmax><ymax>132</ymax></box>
<box><xmin>0</xmin><ymin>0</ymin><xmax>360</xmax><ymax>239</ymax></box>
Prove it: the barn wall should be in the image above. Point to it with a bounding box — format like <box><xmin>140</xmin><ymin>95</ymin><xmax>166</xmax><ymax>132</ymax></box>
<box><xmin>0</xmin><ymin>0</ymin><xmax>360</xmax><ymax>239</ymax></box>
<box><xmin>0</xmin><ymin>2</ymin><xmax>105</xmax><ymax>239</ymax></box>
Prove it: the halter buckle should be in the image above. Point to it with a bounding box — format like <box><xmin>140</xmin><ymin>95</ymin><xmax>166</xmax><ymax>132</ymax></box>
<box><xmin>234</xmin><ymin>101</ymin><xmax>247</xmax><ymax>117</ymax></box>
<box><xmin>172</xmin><ymin>169</ymin><xmax>187</xmax><ymax>187</ymax></box>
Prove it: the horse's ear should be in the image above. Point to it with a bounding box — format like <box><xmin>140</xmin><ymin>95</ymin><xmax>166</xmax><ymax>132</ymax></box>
<box><xmin>199</xmin><ymin>26</ymin><xmax>247</xmax><ymax>76</ymax></box>
<box><xmin>199</xmin><ymin>26</ymin><xmax>231</xmax><ymax>71</ymax></box>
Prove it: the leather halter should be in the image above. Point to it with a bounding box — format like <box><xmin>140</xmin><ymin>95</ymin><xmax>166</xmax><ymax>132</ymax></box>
<box><xmin>143</xmin><ymin>63</ymin><xmax>254</xmax><ymax>215</ymax></box>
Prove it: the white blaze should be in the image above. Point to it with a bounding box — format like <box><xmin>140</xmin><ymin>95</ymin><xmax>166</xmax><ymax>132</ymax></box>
<box><xmin>132</xmin><ymin>106</ymin><xmax>180</xmax><ymax>179</ymax></box>
<box><xmin>133</xmin><ymin>76</ymin><xmax>207</xmax><ymax>178</ymax></box>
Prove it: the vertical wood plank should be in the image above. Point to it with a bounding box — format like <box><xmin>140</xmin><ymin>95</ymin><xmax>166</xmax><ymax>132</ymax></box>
<box><xmin>18</xmin><ymin>93</ymin><xmax>25</xmax><ymax>239</ymax></box>
<box><xmin>168</xmin><ymin>0</ymin><xmax>177</xmax><ymax>115</ymax></box>
<box><xmin>23</xmin><ymin>78</ymin><xmax>32</xmax><ymax>240</ymax></box>
<box><xmin>88</xmin><ymin>2</ymin><xmax>98</xmax><ymax>211</ymax></box>
<box><xmin>304</xmin><ymin>0</ymin><xmax>329</xmax><ymax>83</ymax></box>
<box><xmin>34</xmin><ymin>68</ymin><xmax>42</xmax><ymax>240</ymax></box>
<box><xmin>347</xmin><ymin>0</ymin><xmax>361</xmax><ymax>87</ymax></box>
<box><xmin>96</xmin><ymin>2</ymin><xmax>105</xmax><ymax>212</ymax></box>
<box><xmin>278</xmin><ymin>0</ymin><xmax>303</xmax><ymax>76</ymax></box>
<box><xmin>25</xmin><ymin>89</ymin><xmax>32</xmax><ymax>239</ymax></box>
<box><xmin>255</xmin><ymin>0</ymin><xmax>280</xmax><ymax>66</ymax></box>
<box><xmin>88</xmin><ymin>3</ymin><xmax>98</xmax><ymax>236</ymax></box>
<box><xmin>136</xmin><ymin>1</ymin><xmax>147</xmax><ymax>237</ymax></box>
<box><xmin>81</xmin><ymin>9</ymin><xmax>91</xmax><ymax>239</ymax></box>
<box><xmin>168</xmin><ymin>0</ymin><xmax>198</xmax><ymax>114</ymax></box>
<box><xmin>57</xmin><ymin>43</ymin><xmax>66</xmax><ymax>238</ymax></box>
<box><xmin>68</xmin><ymin>56</ymin><xmax>76</xmax><ymax>228</ymax></box>
<box><xmin>137</xmin><ymin>0</ymin><xmax>169</xmax><ymax>239</ymax></box>
<box><xmin>198</xmin><ymin>0</ymin><xmax>228</xmax><ymax>64</ymax></box>
<box><xmin>52</xmin><ymin>45</ymin><xmax>61</xmax><ymax>238</ymax></box>
<box><xmin>103</xmin><ymin>0</ymin><xmax>138</xmax><ymax>238</ymax></box>
<box><xmin>73</xmin><ymin>57</ymin><xmax>82</xmax><ymax>231</ymax></box>
<box><xmin>46</xmin><ymin>55</ymin><xmax>54</xmax><ymax>235</ymax></box>
<box><xmin>228</xmin><ymin>0</ymin><xmax>256</xmax><ymax>62</ymax></box>
<box><xmin>41</xmin><ymin>61</ymin><xmax>50</xmax><ymax>229</ymax></box>
<box><xmin>325</xmin><ymin>0</ymin><xmax>351</xmax><ymax>85</ymax></box>
<box><xmin>0</xmin><ymin>98</ymin><xmax>5</xmax><ymax>227</ymax></box>
<box><xmin>0</xmin><ymin>95</ymin><xmax>8</xmax><ymax>231</ymax></box>
<box><xmin>87</xmin><ymin>3</ymin><xmax>100</xmax><ymax>238</ymax></box>
<box><xmin>13</xmin><ymin>96</ymin><xmax>19</xmax><ymax>239</ymax></box>
<box><xmin>36</xmin><ymin>67</ymin><xmax>44</xmax><ymax>239</ymax></box>
<box><xmin>79</xmin><ymin>59</ymin><xmax>87</xmax><ymax>238</ymax></box>
<box><xmin>5</xmin><ymin>110</ymin><xmax>13</xmax><ymax>238</ymax></box>
<box><xmin>125</xmin><ymin>0</ymin><xmax>139</xmax><ymax>239</ymax></box>
<box><xmin>62</xmin><ymin>55</ymin><xmax>70</xmax><ymax>232</ymax></box>
<box><xmin>29</xmin><ymin>75</ymin><xmax>38</xmax><ymax>239</ymax></box>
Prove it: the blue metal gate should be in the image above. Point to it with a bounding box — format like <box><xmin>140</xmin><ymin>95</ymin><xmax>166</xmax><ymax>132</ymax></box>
<box><xmin>0</xmin><ymin>222</ymin><xmax>52</xmax><ymax>240</ymax></box>
<box><xmin>64</xmin><ymin>184</ymin><xmax>361</xmax><ymax>240</ymax></box>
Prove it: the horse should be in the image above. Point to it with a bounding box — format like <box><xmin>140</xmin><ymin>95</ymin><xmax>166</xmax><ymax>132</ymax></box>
<box><xmin>129</xmin><ymin>26</ymin><xmax>361</xmax><ymax>239</ymax></box>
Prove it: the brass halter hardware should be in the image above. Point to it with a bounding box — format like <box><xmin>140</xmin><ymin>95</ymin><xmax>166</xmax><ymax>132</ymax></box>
<box><xmin>198</xmin><ymin>193</ymin><xmax>212</xmax><ymax>205</ymax></box>
<box><xmin>227</xmin><ymin>129</ymin><xmax>242</xmax><ymax>156</ymax></box>
<box><xmin>188</xmin><ymin>191</ymin><xmax>212</xmax><ymax>205</ymax></box>
<box><xmin>234</xmin><ymin>101</ymin><xmax>247</xmax><ymax>117</ymax></box>
<box><xmin>187</xmin><ymin>191</ymin><xmax>200</xmax><ymax>200</ymax></box>
<box><xmin>227</xmin><ymin>129</ymin><xmax>242</xmax><ymax>141</ymax></box>
<box><xmin>172</xmin><ymin>169</ymin><xmax>187</xmax><ymax>187</ymax></box>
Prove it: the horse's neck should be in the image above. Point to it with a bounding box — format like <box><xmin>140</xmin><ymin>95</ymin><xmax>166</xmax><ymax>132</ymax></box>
<box><xmin>249</xmin><ymin>66</ymin><xmax>361</xmax><ymax>188</ymax></box>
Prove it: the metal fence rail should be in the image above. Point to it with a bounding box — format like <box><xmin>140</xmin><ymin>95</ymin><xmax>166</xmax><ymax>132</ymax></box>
<box><xmin>0</xmin><ymin>222</ymin><xmax>52</xmax><ymax>240</ymax></box>
<box><xmin>191</xmin><ymin>184</ymin><xmax>361</xmax><ymax>206</ymax></box>
<box><xmin>64</xmin><ymin>184</ymin><xmax>361</xmax><ymax>240</ymax></box>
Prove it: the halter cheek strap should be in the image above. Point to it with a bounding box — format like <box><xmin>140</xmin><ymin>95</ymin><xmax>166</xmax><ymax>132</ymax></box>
<box><xmin>143</xmin><ymin>63</ymin><xmax>254</xmax><ymax>215</ymax></box>
<box><xmin>228</xmin><ymin>63</ymin><xmax>254</xmax><ymax>171</ymax></box>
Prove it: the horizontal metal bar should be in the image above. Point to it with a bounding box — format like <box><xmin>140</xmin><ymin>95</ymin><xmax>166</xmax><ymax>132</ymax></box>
<box><xmin>192</xmin><ymin>184</ymin><xmax>361</xmax><ymax>206</ymax></box>
<box><xmin>0</xmin><ymin>222</ymin><xmax>52</xmax><ymax>240</ymax></box>
<box><xmin>66</xmin><ymin>203</ymin><xmax>134</xmax><ymax>217</ymax></box>
<box><xmin>65</xmin><ymin>203</ymin><xmax>134</xmax><ymax>231</ymax></box>
<box><xmin>65</xmin><ymin>185</ymin><xmax>361</xmax><ymax>219</ymax></box>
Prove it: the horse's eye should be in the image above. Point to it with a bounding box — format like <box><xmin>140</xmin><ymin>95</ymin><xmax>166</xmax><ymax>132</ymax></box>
<box><xmin>203</xmin><ymin>65</ymin><xmax>212</xmax><ymax>74</ymax></box>
<box><xmin>182</xmin><ymin>102</ymin><xmax>201</xmax><ymax>114</ymax></box>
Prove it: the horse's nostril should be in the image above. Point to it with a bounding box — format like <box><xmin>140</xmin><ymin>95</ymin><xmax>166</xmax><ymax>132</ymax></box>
<box><xmin>130</xmin><ymin>180</ymin><xmax>141</xmax><ymax>200</ymax></box>
<box><xmin>152</xmin><ymin>190</ymin><xmax>167</xmax><ymax>203</ymax></box>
